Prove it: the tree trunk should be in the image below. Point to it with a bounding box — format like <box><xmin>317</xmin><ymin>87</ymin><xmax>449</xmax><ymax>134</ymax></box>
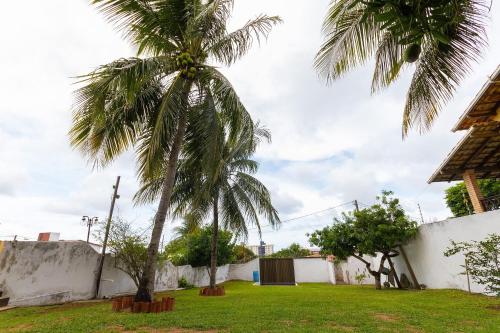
<box><xmin>374</xmin><ymin>274</ymin><xmax>382</xmax><ymax>290</ymax></box>
<box><xmin>386</xmin><ymin>256</ymin><xmax>402</xmax><ymax>289</ymax></box>
<box><xmin>209</xmin><ymin>198</ymin><xmax>219</xmax><ymax>289</ymax></box>
<box><xmin>135</xmin><ymin>110</ymin><xmax>188</xmax><ymax>302</ymax></box>
<box><xmin>374</xmin><ymin>254</ymin><xmax>387</xmax><ymax>290</ymax></box>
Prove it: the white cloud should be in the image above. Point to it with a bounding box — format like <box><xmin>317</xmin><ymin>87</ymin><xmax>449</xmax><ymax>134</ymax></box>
<box><xmin>0</xmin><ymin>1</ymin><xmax>498</xmax><ymax>249</ymax></box>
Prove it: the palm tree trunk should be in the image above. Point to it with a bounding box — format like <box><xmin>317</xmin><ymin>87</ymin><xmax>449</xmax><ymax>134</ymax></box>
<box><xmin>209</xmin><ymin>197</ymin><xmax>219</xmax><ymax>289</ymax></box>
<box><xmin>135</xmin><ymin>110</ymin><xmax>188</xmax><ymax>302</ymax></box>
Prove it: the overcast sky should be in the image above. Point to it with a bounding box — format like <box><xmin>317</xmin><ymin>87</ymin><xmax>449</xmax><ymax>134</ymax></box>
<box><xmin>0</xmin><ymin>1</ymin><xmax>498</xmax><ymax>250</ymax></box>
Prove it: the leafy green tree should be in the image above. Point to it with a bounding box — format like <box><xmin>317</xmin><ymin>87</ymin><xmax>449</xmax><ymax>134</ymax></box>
<box><xmin>164</xmin><ymin>237</ymin><xmax>189</xmax><ymax>266</ymax></box>
<box><xmin>164</xmin><ymin>215</ymin><xmax>202</xmax><ymax>266</ymax></box>
<box><xmin>445</xmin><ymin>180</ymin><xmax>500</xmax><ymax>217</ymax></box>
<box><xmin>185</xmin><ymin>226</ymin><xmax>235</xmax><ymax>270</ymax></box>
<box><xmin>444</xmin><ymin>234</ymin><xmax>500</xmax><ymax>296</ymax></box>
<box><xmin>269</xmin><ymin>243</ymin><xmax>311</xmax><ymax>258</ymax></box>
<box><xmin>136</xmin><ymin>121</ymin><xmax>280</xmax><ymax>289</ymax></box>
<box><xmin>70</xmin><ymin>0</ymin><xmax>280</xmax><ymax>301</ymax></box>
<box><xmin>309</xmin><ymin>191</ymin><xmax>418</xmax><ymax>289</ymax></box>
<box><xmin>232</xmin><ymin>244</ymin><xmax>256</xmax><ymax>264</ymax></box>
<box><xmin>315</xmin><ymin>0</ymin><xmax>488</xmax><ymax>136</ymax></box>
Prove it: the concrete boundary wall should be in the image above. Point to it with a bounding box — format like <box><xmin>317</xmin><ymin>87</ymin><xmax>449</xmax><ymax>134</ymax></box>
<box><xmin>393</xmin><ymin>210</ymin><xmax>500</xmax><ymax>293</ymax></box>
<box><xmin>3</xmin><ymin>210</ymin><xmax>497</xmax><ymax>307</ymax></box>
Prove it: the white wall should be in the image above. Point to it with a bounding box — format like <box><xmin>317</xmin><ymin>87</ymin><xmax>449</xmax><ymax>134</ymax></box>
<box><xmin>6</xmin><ymin>210</ymin><xmax>496</xmax><ymax>308</ymax></box>
<box><xmin>0</xmin><ymin>240</ymin><xmax>239</xmax><ymax>306</ymax></box>
<box><xmin>0</xmin><ymin>241</ymin><xmax>100</xmax><ymax>306</ymax></box>
<box><xmin>293</xmin><ymin>258</ymin><xmax>333</xmax><ymax>283</ymax></box>
<box><xmin>335</xmin><ymin>256</ymin><xmax>376</xmax><ymax>285</ymax></box>
<box><xmin>228</xmin><ymin>258</ymin><xmax>259</xmax><ymax>281</ymax></box>
<box><xmin>392</xmin><ymin>210</ymin><xmax>500</xmax><ymax>293</ymax></box>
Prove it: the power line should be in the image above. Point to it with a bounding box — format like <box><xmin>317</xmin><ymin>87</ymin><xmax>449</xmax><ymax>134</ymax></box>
<box><xmin>248</xmin><ymin>200</ymin><xmax>356</xmax><ymax>231</ymax></box>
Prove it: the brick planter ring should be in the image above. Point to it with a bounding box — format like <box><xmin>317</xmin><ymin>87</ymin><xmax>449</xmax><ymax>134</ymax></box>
<box><xmin>199</xmin><ymin>286</ymin><xmax>225</xmax><ymax>296</ymax></box>
<box><xmin>111</xmin><ymin>296</ymin><xmax>175</xmax><ymax>313</ymax></box>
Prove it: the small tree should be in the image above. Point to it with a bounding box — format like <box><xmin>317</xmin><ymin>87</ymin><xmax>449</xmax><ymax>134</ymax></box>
<box><xmin>444</xmin><ymin>234</ymin><xmax>500</xmax><ymax>296</ymax></box>
<box><xmin>232</xmin><ymin>245</ymin><xmax>256</xmax><ymax>264</ymax></box>
<box><xmin>269</xmin><ymin>243</ymin><xmax>311</xmax><ymax>258</ymax></box>
<box><xmin>309</xmin><ymin>191</ymin><xmax>418</xmax><ymax>289</ymax></box>
<box><xmin>96</xmin><ymin>219</ymin><xmax>165</xmax><ymax>288</ymax></box>
<box><xmin>186</xmin><ymin>226</ymin><xmax>234</xmax><ymax>277</ymax></box>
<box><xmin>445</xmin><ymin>180</ymin><xmax>500</xmax><ymax>217</ymax></box>
<box><xmin>164</xmin><ymin>237</ymin><xmax>189</xmax><ymax>266</ymax></box>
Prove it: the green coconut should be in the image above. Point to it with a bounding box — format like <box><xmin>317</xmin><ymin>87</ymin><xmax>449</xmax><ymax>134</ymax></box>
<box><xmin>404</xmin><ymin>43</ymin><xmax>421</xmax><ymax>63</ymax></box>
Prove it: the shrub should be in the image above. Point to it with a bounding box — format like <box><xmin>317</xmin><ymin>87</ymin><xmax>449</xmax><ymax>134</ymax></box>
<box><xmin>444</xmin><ymin>233</ymin><xmax>500</xmax><ymax>296</ymax></box>
<box><xmin>178</xmin><ymin>276</ymin><xmax>194</xmax><ymax>289</ymax></box>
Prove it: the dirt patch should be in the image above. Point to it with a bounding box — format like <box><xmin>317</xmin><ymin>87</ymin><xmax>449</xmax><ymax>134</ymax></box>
<box><xmin>279</xmin><ymin>320</ymin><xmax>294</xmax><ymax>327</ymax></box>
<box><xmin>405</xmin><ymin>326</ymin><xmax>424</xmax><ymax>333</ymax></box>
<box><xmin>373</xmin><ymin>313</ymin><xmax>400</xmax><ymax>322</ymax></box>
<box><xmin>4</xmin><ymin>324</ymin><xmax>33</xmax><ymax>332</ymax></box>
<box><xmin>486</xmin><ymin>304</ymin><xmax>500</xmax><ymax>311</ymax></box>
<box><xmin>328</xmin><ymin>322</ymin><xmax>355</xmax><ymax>332</ymax></box>
<box><xmin>37</xmin><ymin>301</ymin><xmax>104</xmax><ymax>314</ymax></box>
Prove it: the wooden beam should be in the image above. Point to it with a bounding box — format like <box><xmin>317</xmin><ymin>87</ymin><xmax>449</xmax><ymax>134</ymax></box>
<box><xmin>463</xmin><ymin>170</ymin><xmax>485</xmax><ymax>214</ymax></box>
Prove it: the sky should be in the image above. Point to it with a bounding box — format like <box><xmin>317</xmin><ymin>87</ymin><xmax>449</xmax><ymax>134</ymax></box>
<box><xmin>0</xmin><ymin>1</ymin><xmax>499</xmax><ymax>250</ymax></box>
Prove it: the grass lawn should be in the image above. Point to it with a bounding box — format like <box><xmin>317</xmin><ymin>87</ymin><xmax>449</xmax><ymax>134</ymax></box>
<box><xmin>1</xmin><ymin>281</ymin><xmax>499</xmax><ymax>333</ymax></box>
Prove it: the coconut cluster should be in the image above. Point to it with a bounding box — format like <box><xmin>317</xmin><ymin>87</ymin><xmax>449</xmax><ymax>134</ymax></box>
<box><xmin>176</xmin><ymin>52</ymin><xmax>197</xmax><ymax>80</ymax></box>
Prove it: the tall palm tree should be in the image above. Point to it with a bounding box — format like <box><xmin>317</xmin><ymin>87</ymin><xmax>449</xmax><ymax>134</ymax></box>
<box><xmin>135</xmin><ymin>120</ymin><xmax>280</xmax><ymax>289</ymax></box>
<box><xmin>69</xmin><ymin>0</ymin><xmax>281</xmax><ymax>301</ymax></box>
<box><xmin>315</xmin><ymin>0</ymin><xmax>489</xmax><ymax>136</ymax></box>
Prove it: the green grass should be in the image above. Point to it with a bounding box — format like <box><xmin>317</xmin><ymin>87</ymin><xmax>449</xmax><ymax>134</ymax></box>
<box><xmin>1</xmin><ymin>281</ymin><xmax>499</xmax><ymax>333</ymax></box>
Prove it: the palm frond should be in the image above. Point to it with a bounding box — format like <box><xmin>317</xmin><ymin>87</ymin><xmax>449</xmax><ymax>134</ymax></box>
<box><xmin>190</xmin><ymin>0</ymin><xmax>233</xmax><ymax>42</ymax></box>
<box><xmin>135</xmin><ymin>75</ymin><xmax>190</xmax><ymax>181</ymax></box>
<box><xmin>402</xmin><ymin>2</ymin><xmax>488</xmax><ymax>136</ymax></box>
<box><xmin>233</xmin><ymin>172</ymin><xmax>280</xmax><ymax>229</ymax></box>
<box><xmin>371</xmin><ymin>32</ymin><xmax>404</xmax><ymax>93</ymax></box>
<box><xmin>91</xmin><ymin>0</ymin><xmax>188</xmax><ymax>53</ymax></box>
<box><xmin>314</xmin><ymin>0</ymin><xmax>381</xmax><ymax>82</ymax></box>
<box><xmin>208</xmin><ymin>15</ymin><xmax>282</xmax><ymax>66</ymax></box>
<box><xmin>70</xmin><ymin>57</ymin><xmax>171</xmax><ymax>166</ymax></box>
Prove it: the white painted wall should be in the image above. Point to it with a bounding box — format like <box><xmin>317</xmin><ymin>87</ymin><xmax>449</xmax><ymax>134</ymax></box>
<box><xmin>335</xmin><ymin>256</ymin><xmax>376</xmax><ymax>285</ymax></box>
<box><xmin>0</xmin><ymin>241</ymin><xmax>100</xmax><ymax>306</ymax></box>
<box><xmin>228</xmin><ymin>258</ymin><xmax>259</xmax><ymax>281</ymax></box>
<box><xmin>5</xmin><ymin>210</ymin><xmax>496</xmax><ymax>307</ymax></box>
<box><xmin>293</xmin><ymin>258</ymin><xmax>333</xmax><ymax>283</ymax></box>
<box><xmin>0</xmin><ymin>240</ymin><xmax>238</xmax><ymax>306</ymax></box>
<box><xmin>392</xmin><ymin>210</ymin><xmax>500</xmax><ymax>293</ymax></box>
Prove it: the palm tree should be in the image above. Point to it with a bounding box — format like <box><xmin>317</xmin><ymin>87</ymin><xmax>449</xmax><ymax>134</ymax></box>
<box><xmin>69</xmin><ymin>0</ymin><xmax>281</xmax><ymax>301</ymax></box>
<box><xmin>315</xmin><ymin>0</ymin><xmax>489</xmax><ymax>136</ymax></box>
<box><xmin>135</xmin><ymin>121</ymin><xmax>280</xmax><ymax>289</ymax></box>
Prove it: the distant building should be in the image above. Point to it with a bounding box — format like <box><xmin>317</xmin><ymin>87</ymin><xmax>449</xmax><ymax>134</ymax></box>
<box><xmin>247</xmin><ymin>241</ymin><xmax>274</xmax><ymax>256</ymax></box>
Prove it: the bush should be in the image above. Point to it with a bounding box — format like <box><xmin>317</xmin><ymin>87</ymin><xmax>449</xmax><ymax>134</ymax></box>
<box><xmin>178</xmin><ymin>276</ymin><xmax>194</xmax><ymax>289</ymax></box>
<box><xmin>444</xmin><ymin>233</ymin><xmax>500</xmax><ymax>296</ymax></box>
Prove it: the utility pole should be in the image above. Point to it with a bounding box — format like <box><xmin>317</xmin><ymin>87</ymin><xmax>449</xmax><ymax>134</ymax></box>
<box><xmin>353</xmin><ymin>200</ymin><xmax>359</xmax><ymax>212</ymax></box>
<box><xmin>417</xmin><ymin>204</ymin><xmax>424</xmax><ymax>224</ymax></box>
<box><xmin>94</xmin><ymin>176</ymin><xmax>120</xmax><ymax>299</ymax></box>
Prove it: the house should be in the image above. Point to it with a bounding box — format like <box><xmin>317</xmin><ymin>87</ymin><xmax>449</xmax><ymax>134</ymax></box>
<box><xmin>428</xmin><ymin>65</ymin><xmax>500</xmax><ymax>214</ymax></box>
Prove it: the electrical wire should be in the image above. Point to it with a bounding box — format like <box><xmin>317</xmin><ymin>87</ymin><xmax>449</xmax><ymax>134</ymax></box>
<box><xmin>247</xmin><ymin>200</ymin><xmax>356</xmax><ymax>231</ymax></box>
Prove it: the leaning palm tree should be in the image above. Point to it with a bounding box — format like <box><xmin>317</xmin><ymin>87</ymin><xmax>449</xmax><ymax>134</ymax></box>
<box><xmin>135</xmin><ymin>120</ymin><xmax>280</xmax><ymax>290</ymax></box>
<box><xmin>69</xmin><ymin>0</ymin><xmax>280</xmax><ymax>301</ymax></box>
<box><xmin>315</xmin><ymin>0</ymin><xmax>489</xmax><ymax>136</ymax></box>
